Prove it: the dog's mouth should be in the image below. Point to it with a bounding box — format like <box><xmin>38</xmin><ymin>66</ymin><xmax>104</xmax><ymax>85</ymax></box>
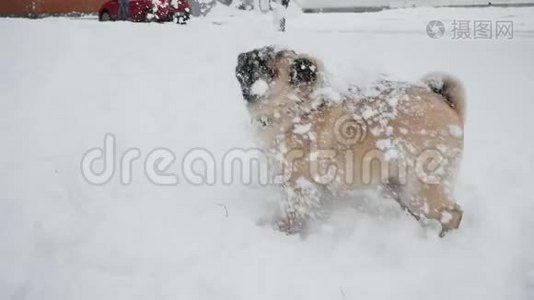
<box><xmin>236</xmin><ymin>47</ymin><xmax>278</xmax><ymax>104</ymax></box>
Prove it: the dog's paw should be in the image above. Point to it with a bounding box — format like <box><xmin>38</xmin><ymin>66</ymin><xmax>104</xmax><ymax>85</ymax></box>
<box><xmin>275</xmin><ymin>217</ymin><xmax>306</xmax><ymax>235</ymax></box>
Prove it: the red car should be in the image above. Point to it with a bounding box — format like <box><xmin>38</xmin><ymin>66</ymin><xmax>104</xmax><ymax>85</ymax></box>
<box><xmin>99</xmin><ymin>0</ymin><xmax>191</xmax><ymax>23</ymax></box>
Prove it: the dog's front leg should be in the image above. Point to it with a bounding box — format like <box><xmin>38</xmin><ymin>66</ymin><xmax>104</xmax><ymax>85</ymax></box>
<box><xmin>276</xmin><ymin>179</ymin><xmax>322</xmax><ymax>234</ymax></box>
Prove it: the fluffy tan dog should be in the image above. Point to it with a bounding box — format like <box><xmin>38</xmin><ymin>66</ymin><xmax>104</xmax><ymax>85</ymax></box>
<box><xmin>235</xmin><ymin>46</ymin><xmax>465</xmax><ymax>236</ymax></box>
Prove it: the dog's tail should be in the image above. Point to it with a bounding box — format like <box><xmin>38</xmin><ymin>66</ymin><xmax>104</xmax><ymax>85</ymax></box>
<box><xmin>421</xmin><ymin>73</ymin><xmax>466</xmax><ymax>123</ymax></box>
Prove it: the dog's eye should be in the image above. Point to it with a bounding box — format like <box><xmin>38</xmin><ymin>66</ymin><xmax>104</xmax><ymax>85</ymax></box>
<box><xmin>290</xmin><ymin>58</ymin><xmax>317</xmax><ymax>86</ymax></box>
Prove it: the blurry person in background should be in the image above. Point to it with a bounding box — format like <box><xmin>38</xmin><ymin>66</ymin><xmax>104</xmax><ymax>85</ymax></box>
<box><xmin>273</xmin><ymin>0</ymin><xmax>289</xmax><ymax>31</ymax></box>
<box><xmin>119</xmin><ymin>0</ymin><xmax>129</xmax><ymax>20</ymax></box>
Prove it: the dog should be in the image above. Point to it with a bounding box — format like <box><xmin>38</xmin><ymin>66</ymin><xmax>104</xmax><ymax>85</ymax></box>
<box><xmin>235</xmin><ymin>46</ymin><xmax>465</xmax><ymax>236</ymax></box>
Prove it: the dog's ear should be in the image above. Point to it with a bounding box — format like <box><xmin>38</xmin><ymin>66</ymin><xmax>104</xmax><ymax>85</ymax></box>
<box><xmin>289</xmin><ymin>58</ymin><xmax>317</xmax><ymax>86</ymax></box>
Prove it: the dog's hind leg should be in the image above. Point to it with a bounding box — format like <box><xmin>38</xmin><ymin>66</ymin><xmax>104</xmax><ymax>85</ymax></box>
<box><xmin>416</xmin><ymin>181</ymin><xmax>463</xmax><ymax>237</ymax></box>
<box><xmin>384</xmin><ymin>178</ymin><xmax>463</xmax><ymax>237</ymax></box>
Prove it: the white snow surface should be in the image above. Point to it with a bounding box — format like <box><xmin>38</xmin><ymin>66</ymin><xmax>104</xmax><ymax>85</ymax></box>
<box><xmin>1</xmin><ymin>6</ymin><xmax>534</xmax><ymax>300</ymax></box>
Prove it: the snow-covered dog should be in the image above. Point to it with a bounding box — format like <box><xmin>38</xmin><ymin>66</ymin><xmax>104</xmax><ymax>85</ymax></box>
<box><xmin>235</xmin><ymin>46</ymin><xmax>465</xmax><ymax>236</ymax></box>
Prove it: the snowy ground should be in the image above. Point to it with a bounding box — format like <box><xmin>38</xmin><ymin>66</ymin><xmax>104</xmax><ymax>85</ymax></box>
<box><xmin>1</xmin><ymin>5</ymin><xmax>534</xmax><ymax>300</ymax></box>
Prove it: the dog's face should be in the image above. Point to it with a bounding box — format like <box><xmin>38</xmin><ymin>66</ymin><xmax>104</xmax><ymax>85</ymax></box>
<box><xmin>235</xmin><ymin>46</ymin><xmax>320</xmax><ymax>108</ymax></box>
